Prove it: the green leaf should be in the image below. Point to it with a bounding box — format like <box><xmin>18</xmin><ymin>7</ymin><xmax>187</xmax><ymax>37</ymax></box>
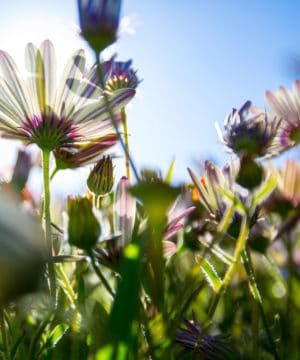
<box><xmin>165</xmin><ymin>158</ymin><xmax>176</xmax><ymax>185</ymax></box>
<box><xmin>199</xmin><ymin>239</ymin><xmax>234</xmax><ymax>265</ymax></box>
<box><xmin>108</xmin><ymin>243</ymin><xmax>141</xmax><ymax>343</ymax></box>
<box><xmin>252</xmin><ymin>173</ymin><xmax>277</xmax><ymax>208</ymax></box>
<box><xmin>263</xmin><ymin>255</ymin><xmax>286</xmax><ymax>296</ymax></box>
<box><xmin>47</xmin><ymin>324</ymin><xmax>69</xmax><ymax>348</ymax></box>
<box><xmin>198</xmin><ymin>256</ymin><xmax>222</xmax><ymax>292</ymax></box>
<box><xmin>10</xmin><ymin>332</ymin><xmax>26</xmax><ymax>360</ymax></box>
<box><xmin>96</xmin><ymin>343</ymin><xmax>128</xmax><ymax>360</ymax></box>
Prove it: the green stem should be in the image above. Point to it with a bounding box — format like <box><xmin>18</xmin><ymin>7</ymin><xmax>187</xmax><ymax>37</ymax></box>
<box><xmin>0</xmin><ymin>308</ymin><xmax>9</xmax><ymax>360</ymax></box>
<box><xmin>121</xmin><ymin>107</ymin><xmax>130</xmax><ymax>180</ymax></box>
<box><xmin>42</xmin><ymin>149</ymin><xmax>56</xmax><ymax>300</ymax></box>
<box><xmin>242</xmin><ymin>249</ymin><xmax>279</xmax><ymax>360</ymax></box>
<box><xmin>88</xmin><ymin>250</ymin><xmax>115</xmax><ymax>298</ymax></box>
<box><xmin>95</xmin><ymin>51</ymin><xmax>140</xmax><ymax>182</ymax></box>
<box><xmin>50</xmin><ymin>167</ymin><xmax>59</xmax><ymax>181</ymax></box>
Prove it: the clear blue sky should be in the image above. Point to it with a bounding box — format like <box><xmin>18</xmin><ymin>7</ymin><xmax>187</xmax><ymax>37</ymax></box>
<box><xmin>0</xmin><ymin>1</ymin><xmax>300</xmax><ymax>192</ymax></box>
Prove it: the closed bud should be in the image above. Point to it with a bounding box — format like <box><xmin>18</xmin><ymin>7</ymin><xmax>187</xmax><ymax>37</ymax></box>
<box><xmin>237</xmin><ymin>156</ymin><xmax>263</xmax><ymax>190</ymax></box>
<box><xmin>87</xmin><ymin>156</ymin><xmax>114</xmax><ymax>196</ymax></box>
<box><xmin>77</xmin><ymin>0</ymin><xmax>121</xmax><ymax>53</ymax></box>
<box><xmin>67</xmin><ymin>196</ymin><xmax>101</xmax><ymax>250</ymax></box>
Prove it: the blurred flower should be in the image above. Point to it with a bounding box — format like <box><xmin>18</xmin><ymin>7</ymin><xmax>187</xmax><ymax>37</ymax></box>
<box><xmin>94</xmin><ymin>176</ymin><xmax>136</xmax><ymax>269</ymax></box>
<box><xmin>218</xmin><ymin>101</ymin><xmax>281</xmax><ymax>158</ymax></box>
<box><xmin>189</xmin><ymin>160</ymin><xmax>237</xmax><ymax>222</ymax></box>
<box><xmin>105</xmin><ymin>59</ymin><xmax>140</xmax><ymax>91</ymax></box>
<box><xmin>11</xmin><ymin>149</ymin><xmax>32</xmax><ymax>193</ymax></box>
<box><xmin>176</xmin><ymin>312</ymin><xmax>240</xmax><ymax>360</ymax></box>
<box><xmin>87</xmin><ymin>155</ymin><xmax>114</xmax><ymax>196</ymax></box>
<box><xmin>94</xmin><ymin>176</ymin><xmax>194</xmax><ymax>266</ymax></box>
<box><xmin>0</xmin><ymin>40</ymin><xmax>134</xmax><ymax>151</ymax></box>
<box><xmin>77</xmin><ymin>0</ymin><xmax>121</xmax><ymax>53</ymax></box>
<box><xmin>83</xmin><ymin>57</ymin><xmax>140</xmax><ymax>94</ymax></box>
<box><xmin>67</xmin><ymin>196</ymin><xmax>101</xmax><ymax>250</ymax></box>
<box><xmin>0</xmin><ymin>193</ymin><xmax>45</xmax><ymax>305</ymax></box>
<box><xmin>266</xmin><ymin>82</ymin><xmax>300</xmax><ymax>149</ymax></box>
<box><xmin>264</xmin><ymin>160</ymin><xmax>300</xmax><ymax>220</ymax></box>
<box><xmin>53</xmin><ymin>133</ymin><xmax>118</xmax><ymax>169</ymax></box>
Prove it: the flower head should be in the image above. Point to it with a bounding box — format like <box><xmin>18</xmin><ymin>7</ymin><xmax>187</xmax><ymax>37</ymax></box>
<box><xmin>53</xmin><ymin>133</ymin><xmax>118</xmax><ymax>169</ymax></box>
<box><xmin>188</xmin><ymin>161</ymin><xmax>237</xmax><ymax>222</ymax></box>
<box><xmin>105</xmin><ymin>59</ymin><xmax>140</xmax><ymax>91</ymax></box>
<box><xmin>78</xmin><ymin>0</ymin><xmax>121</xmax><ymax>52</ymax></box>
<box><xmin>0</xmin><ymin>40</ymin><xmax>134</xmax><ymax>151</ymax></box>
<box><xmin>176</xmin><ymin>312</ymin><xmax>240</xmax><ymax>360</ymax></box>
<box><xmin>218</xmin><ymin>101</ymin><xmax>281</xmax><ymax>158</ymax></box>
<box><xmin>266</xmin><ymin>81</ymin><xmax>300</xmax><ymax>150</ymax></box>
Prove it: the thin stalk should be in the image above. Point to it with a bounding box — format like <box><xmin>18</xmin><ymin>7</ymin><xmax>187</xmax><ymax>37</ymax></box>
<box><xmin>94</xmin><ymin>51</ymin><xmax>140</xmax><ymax>182</ymax></box>
<box><xmin>87</xmin><ymin>250</ymin><xmax>115</xmax><ymax>298</ymax></box>
<box><xmin>251</xmin><ymin>296</ymin><xmax>259</xmax><ymax>360</ymax></box>
<box><xmin>242</xmin><ymin>249</ymin><xmax>279</xmax><ymax>360</ymax></box>
<box><xmin>121</xmin><ymin>107</ymin><xmax>130</xmax><ymax>180</ymax></box>
<box><xmin>42</xmin><ymin>149</ymin><xmax>56</xmax><ymax>300</ymax></box>
<box><xmin>50</xmin><ymin>167</ymin><xmax>59</xmax><ymax>181</ymax></box>
<box><xmin>0</xmin><ymin>308</ymin><xmax>10</xmax><ymax>360</ymax></box>
<box><xmin>194</xmin><ymin>215</ymin><xmax>250</xmax><ymax>353</ymax></box>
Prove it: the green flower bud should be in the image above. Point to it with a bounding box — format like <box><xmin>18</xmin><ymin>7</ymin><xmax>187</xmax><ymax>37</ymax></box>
<box><xmin>67</xmin><ymin>196</ymin><xmax>101</xmax><ymax>250</ymax></box>
<box><xmin>87</xmin><ymin>156</ymin><xmax>114</xmax><ymax>196</ymax></box>
<box><xmin>237</xmin><ymin>156</ymin><xmax>263</xmax><ymax>190</ymax></box>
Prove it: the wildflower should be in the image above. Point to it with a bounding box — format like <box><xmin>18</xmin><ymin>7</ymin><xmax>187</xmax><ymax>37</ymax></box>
<box><xmin>176</xmin><ymin>312</ymin><xmax>240</xmax><ymax>360</ymax></box>
<box><xmin>188</xmin><ymin>160</ymin><xmax>237</xmax><ymax>222</ymax></box>
<box><xmin>105</xmin><ymin>59</ymin><xmax>140</xmax><ymax>91</ymax></box>
<box><xmin>87</xmin><ymin>155</ymin><xmax>114</xmax><ymax>196</ymax></box>
<box><xmin>264</xmin><ymin>160</ymin><xmax>300</xmax><ymax>216</ymax></box>
<box><xmin>266</xmin><ymin>81</ymin><xmax>300</xmax><ymax>149</ymax></box>
<box><xmin>83</xmin><ymin>57</ymin><xmax>139</xmax><ymax>93</ymax></box>
<box><xmin>77</xmin><ymin>0</ymin><xmax>121</xmax><ymax>53</ymax></box>
<box><xmin>0</xmin><ymin>40</ymin><xmax>134</xmax><ymax>152</ymax></box>
<box><xmin>67</xmin><ymin>196</ymin><xmax>101</xmax><ymax>250</ymax></box>
<box><xmin>94</xmin><ymin>176</ymin><xmax>136</xmax><ymax>269</ymax></box>
<box><xmin>54</xmin><ymin>133</ymin><xmax>118</xmax><ymax>169</ymax></box>
<box><xmin>218</xmin><ymin>101</ymin><xmax>281</xmax><ymax>158</ymax></box>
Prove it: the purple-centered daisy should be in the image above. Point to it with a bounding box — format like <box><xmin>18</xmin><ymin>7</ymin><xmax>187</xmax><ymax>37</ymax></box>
<box><xmin>105</xmin><ymin>59</ymin><xmax>140</xmax><ymax>91</ymax></box>
<box><xmin>266</xmin><ymin>81</ymin><xmax>300</xmax><ymax>149</ymax></box>
<box><xmin>84</xmin><ymin>57</ymin><xmax>140</xmax><ymax>92</ymax></box>
<box><xmin>0</xmin><ymin>40</ymin><xmax>135</xmax><ymax>152</ymax></box>
<box><xmin>217</xmin><ymin>101</ymin><xmax>281</xmax><ymax>158</ymax></box>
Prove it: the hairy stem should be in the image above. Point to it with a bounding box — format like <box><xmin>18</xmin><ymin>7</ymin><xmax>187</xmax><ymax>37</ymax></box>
<box><xmin>42</xmin><ymin>149</ymin><xmax>56</xmax><ymax>300</ymax></box>
<box><xmin>121</xmin><ymin>107</ymin><xmax>130</xmax><ymax>180</ymax></box>
<box><xmin>87</xmin><ymin>250</ymin><xmax>115</xmax><ymax>298</ymax></box>
<box><xmin>242</xmin><ymin>249</ymin><xmax>279</xmax><ymax>360</ymax></box>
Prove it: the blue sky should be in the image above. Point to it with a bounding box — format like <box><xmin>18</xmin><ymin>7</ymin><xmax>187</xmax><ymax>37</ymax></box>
<box><xmin>0</xmin><ymin>1</ymin><xmax>300</xmax><ymax>192</ymax></box>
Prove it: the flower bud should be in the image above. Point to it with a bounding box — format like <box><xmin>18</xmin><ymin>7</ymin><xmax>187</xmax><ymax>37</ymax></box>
<box><xmin>67</xmin><ymin>196</ymin><xmax>101</xmax><ymax>250</ymax></box>
<box><xmin>87</xmin><ymin>156</ymin><xmax>114</xmax><ymax>196</ymax></box>
<box><xmin>77</xmin><ymin>0</ymin><xmax>121</xmax><ymax>53</ymax></box>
